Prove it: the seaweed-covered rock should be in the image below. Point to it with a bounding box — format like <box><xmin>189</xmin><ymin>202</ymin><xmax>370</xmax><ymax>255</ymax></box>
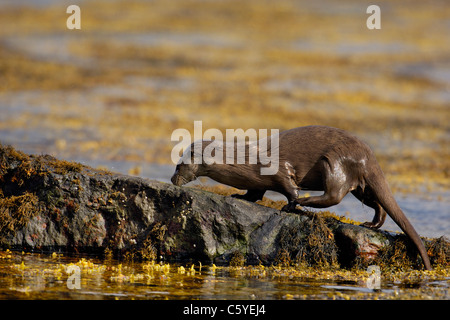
<box><xmin>334</xmin><ymin>224</ymin><xmax>393</xmax><ymax>267</ymax></box>
<box><xmin>0</xmin><ymin>143</ymin><xmax>446</xmax><ymax>269</ymax></box>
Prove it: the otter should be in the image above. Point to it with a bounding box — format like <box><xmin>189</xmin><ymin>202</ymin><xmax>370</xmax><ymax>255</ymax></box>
<box><xmin>171</xmin><ymin>125</ymin><xmax>432</xmax><ymax>270</ymax></box>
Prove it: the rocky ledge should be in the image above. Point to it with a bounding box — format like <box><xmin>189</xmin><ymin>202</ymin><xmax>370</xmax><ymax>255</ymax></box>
<box><xmin>0</xmin><ymin>143</ymin><xmax>448</xmax><ymax>269</ymax></box>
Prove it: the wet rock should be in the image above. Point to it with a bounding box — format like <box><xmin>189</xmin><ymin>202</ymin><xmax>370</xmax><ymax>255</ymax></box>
<box><xmin>0</xmin><ymin>144</ymin><xmax>438</xmax><ymax>268</ymax></box>
<box><xmin>334</xmin><ymin>224</ymin><xmax>393</xmax><ymax>267</ymax></box>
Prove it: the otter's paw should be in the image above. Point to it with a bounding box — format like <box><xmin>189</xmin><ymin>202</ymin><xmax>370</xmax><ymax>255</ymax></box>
<box><xmin>281</xmin><ymin>202</ymin><xmax>297</xmax><ymax>212</ymax></box>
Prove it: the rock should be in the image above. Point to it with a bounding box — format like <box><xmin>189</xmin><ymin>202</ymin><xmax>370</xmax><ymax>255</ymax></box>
<box><xmin>334</xmin><ymin>224</ymin><xmax>393</xmax><ymax>267</ymax></box>
<box><xmin>0</xmin><ymin>143</ymin><xmax>442</xmax><ymax>269</ymax></box>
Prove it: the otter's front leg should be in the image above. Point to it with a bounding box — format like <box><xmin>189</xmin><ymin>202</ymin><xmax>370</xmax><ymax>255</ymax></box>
<box><xmin>231</xmin><ymin>189</ymin><xmax>265</xmax><ymax>202</ymax></box>
<box><xmin>280</xmin><ymin>162</ymin><xmax>302</xmax><ymax>212</ymax></box>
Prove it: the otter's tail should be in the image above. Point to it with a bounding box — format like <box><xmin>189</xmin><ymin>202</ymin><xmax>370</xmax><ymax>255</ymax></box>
<box><xmin>366</xmin><ymin>165</ymin><xmax>432</xmax><ymax>270</ymax></box>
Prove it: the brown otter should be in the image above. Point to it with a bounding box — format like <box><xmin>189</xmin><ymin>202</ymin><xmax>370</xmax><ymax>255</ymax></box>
<box><xmin>171</xmin><ymin>125</ymin><xmax>432</xmax><ymax>270</ymax></box>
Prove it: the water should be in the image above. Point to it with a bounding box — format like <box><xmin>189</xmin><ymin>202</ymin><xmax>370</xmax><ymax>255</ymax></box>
<box><xmin>326</xmin><ymin>192</ymin><xmax>450</xmax><ymax>239</ymax></box>
<box><xmin>0</xmin><ymin>251</ymin><xmax>448</xmax><ymax>300</ymax></box>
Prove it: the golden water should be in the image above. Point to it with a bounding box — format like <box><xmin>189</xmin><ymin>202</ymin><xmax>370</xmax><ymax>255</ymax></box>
<box><xmin>0</xmin><ymin>250</ymin><xmax>448</xmax><ymax>300</ymax></box>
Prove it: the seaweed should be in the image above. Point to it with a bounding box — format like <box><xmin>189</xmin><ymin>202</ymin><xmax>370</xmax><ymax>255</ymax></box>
<box><xmin>0</xmin><ymin>143</ymin><xmax>85</xmax><ymax>193</ymax></box>
<box><xmin>0</xmin><ymin>144</ymin><xmax>87</xmax><ymax>244</ymax></box>
<box><xmin>0</xmin><ymin>192</ymin><xmax>40</xmax><ymax>240</ymax></box>
<box><xmin>277</xmin><ymin>212</ymin><xmax>339</xmax><ymax>268</ymax></box>
<box><xmin>426</xmin><ymin>236</ymin><xmax>450</xmax><ymax>267</ymax></box>
<box><xmin>368</xmin><ymin>235</ymin><xmax>431</xmax><ymax>272</ymax></box>
<box><xmin>47</xmin><ymin>159</ymin><xmax>84</xmax><ymax>175</ymax></box>
<box><xmin>229</xmin><ymin>251</ymin><xmax>245</xmax><ymax>267</ymax></box>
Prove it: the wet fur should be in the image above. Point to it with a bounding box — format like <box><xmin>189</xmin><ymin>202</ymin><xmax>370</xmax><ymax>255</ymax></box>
<box><xmin>171</xmin><ymin>125</ymin><xmax>432</xmax><ymax>270</ymax></box>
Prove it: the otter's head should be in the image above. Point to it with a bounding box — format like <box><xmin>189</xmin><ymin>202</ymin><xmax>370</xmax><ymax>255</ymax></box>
<box><xmin>171</xmin><ymin>162</ymin><xmax>199</xmax><ymax>186</ymax></box>
<box><xmin>171</xmin><ymin>143</ymin><xmax>202</xmax><ymax>186</ymax></box>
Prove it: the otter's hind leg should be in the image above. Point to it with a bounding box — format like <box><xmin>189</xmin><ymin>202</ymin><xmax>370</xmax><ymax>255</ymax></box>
<box><xmin>296</xmin><ymin>160</ymin><xmax>349</xmax><ymax>208</ymax></box>
<box><xmin>351</xmin><ymin>188</ymin><xmax>387</xmax><ymax>229</ymax></box>
<box><xmin>231</xmin><ymin>189</ymin><xmax>265</xmax><ymax>202</ymax></box>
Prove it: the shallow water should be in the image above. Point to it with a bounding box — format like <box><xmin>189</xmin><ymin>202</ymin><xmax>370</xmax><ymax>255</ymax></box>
<box><xmin>0</xmin><ymin>250</ymin><xmax>448</xmax><ymax>300</ymax></box>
